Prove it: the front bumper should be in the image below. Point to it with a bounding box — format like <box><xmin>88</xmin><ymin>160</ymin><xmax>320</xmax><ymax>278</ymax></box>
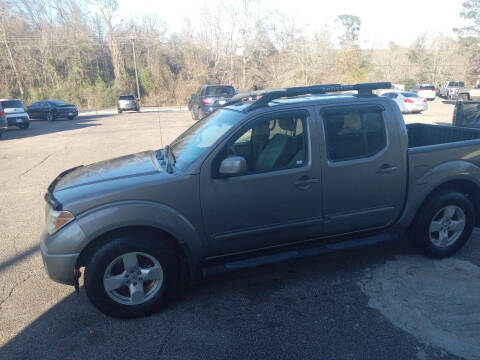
<box><xmin>40</xmin><ymin>242</ymin><xmax>79</xmax><ymax>285</ymax></box>
<box><xmin>39</xmin><ymin>220</ymin><xmax>87</xmax><ymax>285</ymax></box>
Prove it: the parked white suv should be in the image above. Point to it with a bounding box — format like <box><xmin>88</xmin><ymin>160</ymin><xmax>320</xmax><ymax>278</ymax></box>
<box><xmin>414</xmin><ymin>83</ymin><xmax>436</xmax><ymax>100</ymax></box>
<box><xmin>0</xmin><ymin>99</ymin><xmax>30</xmax><ymax>129</ymax></box>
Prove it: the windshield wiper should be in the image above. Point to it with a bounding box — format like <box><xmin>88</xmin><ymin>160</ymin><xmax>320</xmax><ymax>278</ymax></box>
<box><xmin>163</xmin><ymin>145</ymin><xmax>176</xmax><ymax>174</ymax></box>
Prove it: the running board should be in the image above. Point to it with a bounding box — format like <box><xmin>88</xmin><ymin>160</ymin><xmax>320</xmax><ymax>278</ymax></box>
<box><xmin>202</xmin><ymin>233</ymin><xmax>397</xmax><ymax>278</ymax></box>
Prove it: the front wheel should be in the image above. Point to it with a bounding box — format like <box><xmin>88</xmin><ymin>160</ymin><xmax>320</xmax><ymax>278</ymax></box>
<box><xmin>46</xmin><ymin>111</ymin><xmax>54</xmax><ymax>121</ymax></box>
<box><xmin>409</xmin><ymin>192</ymin><xmax>474</xmax><ymax>258</ymax></box>
<box><xmin>19</xmin><ymin>122</ymin><xmax>30</xmax><ymax>129</ymax></box>
<box><xmin>84</xmin><ymin>232</ymin><xmax>179</xmax><ymax>318</ymax></box>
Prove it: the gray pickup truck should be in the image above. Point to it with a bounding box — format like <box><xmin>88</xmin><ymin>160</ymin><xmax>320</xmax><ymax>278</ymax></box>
<box><xmin>41</xmin><ymin>82</ymin><xmax>480</xmax><ymax>317</ymax></box>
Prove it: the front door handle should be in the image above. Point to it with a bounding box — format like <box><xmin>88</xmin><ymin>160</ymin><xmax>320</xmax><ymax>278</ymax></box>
<box><xmin>376</xmin><ymin>164</ymin><xmax>398</xmax><ymax>174</ymax></box>
<box><xmin>294</xmin><ymin>177</ymin><xmax>320</xmax><ymax>187</ymax></box>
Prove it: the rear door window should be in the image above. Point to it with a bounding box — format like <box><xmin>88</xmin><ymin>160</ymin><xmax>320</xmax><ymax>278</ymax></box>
<box><xmin>323</xmin><ymin>108</ymin><xmax>387</xmax><ymax>162</ymax></box>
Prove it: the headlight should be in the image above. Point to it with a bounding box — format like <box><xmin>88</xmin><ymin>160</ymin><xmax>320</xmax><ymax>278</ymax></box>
<box><xmin>45</xmin><ymin>203</ymin><xmax>74</xmax><ymax>235</ymax></box>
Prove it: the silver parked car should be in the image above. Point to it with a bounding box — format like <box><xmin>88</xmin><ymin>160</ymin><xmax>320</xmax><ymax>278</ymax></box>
<box><xmin>0</xmin><ymin>99</ymin><xmax>30</xmax><ymax>129</ymax></box>
<box><xmin>381</xmin><ymin>91</ymin><xmax>428</xmax><ymax>113</ymax></box>
<box><xmin>117</xmin><ymin>95</ymin><xmax>140</xmax><ymax>113</ymax></box>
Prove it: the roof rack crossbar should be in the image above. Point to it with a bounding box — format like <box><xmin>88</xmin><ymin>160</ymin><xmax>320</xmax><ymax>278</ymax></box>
<box><xmin>225</xmin><ymin>82</ymin><xmax>392</xmax><ymax>112</ymax></box>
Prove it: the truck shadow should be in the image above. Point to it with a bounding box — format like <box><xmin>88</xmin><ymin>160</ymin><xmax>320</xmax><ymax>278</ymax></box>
<box><xmin>441</xmin><ymin>100</ymin><xmax>457</xmax><ymax>105</ymax></box>
<box><xmin>0</xmin><ymin>239</ymin><xmax>420</xmax><ymax>360</ymax></box>
<box><xmin>0</xmin><ymin>114</ymin><xmax>112</xmax><ymax>141</ymax></box>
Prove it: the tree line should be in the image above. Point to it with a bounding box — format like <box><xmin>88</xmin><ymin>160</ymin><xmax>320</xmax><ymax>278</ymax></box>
<box><xmin>1</xmin><ymin>0</ymin><xmax>479</xmax><ymax>108</ymax></box>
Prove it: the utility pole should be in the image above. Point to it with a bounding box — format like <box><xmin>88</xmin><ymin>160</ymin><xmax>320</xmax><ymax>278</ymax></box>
<box><xmin>130</xmin><ymin>36</ymin><xmax>141</xmax><ymax>101</ymax></box>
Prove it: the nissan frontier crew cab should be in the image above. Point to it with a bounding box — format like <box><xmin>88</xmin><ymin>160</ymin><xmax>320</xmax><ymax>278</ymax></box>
<box><xmin>41</xmin><ymin>82</ymin><xmax>480</xmax><ymax>318</ymax></box>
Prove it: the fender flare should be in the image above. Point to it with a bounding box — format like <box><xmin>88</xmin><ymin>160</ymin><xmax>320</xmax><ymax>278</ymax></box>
<box><xmin>397</xmin><ymin>160</ymin><xmax>480</xmax><ymax>229</ymax></box>
<box><xmin>75</xmin><ymin>200</ymin><xmax>206</xmax><ymax>280</ymax></box>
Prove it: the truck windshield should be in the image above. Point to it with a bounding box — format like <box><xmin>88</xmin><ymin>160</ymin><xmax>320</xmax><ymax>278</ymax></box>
<box><xmin>168</xmin><ymin>109</ymin><xmax>243</xmax><ymax>170</ymax></box>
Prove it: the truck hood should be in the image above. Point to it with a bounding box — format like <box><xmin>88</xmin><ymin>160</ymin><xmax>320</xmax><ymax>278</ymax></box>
<box><xmin>55</xmin><ymin>151</ymin><xmax>160</xmax><ymax>192</ymax></box>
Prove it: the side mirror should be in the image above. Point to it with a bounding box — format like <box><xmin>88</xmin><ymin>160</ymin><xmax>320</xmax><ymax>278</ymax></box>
<box><xmin>219</xmin><ymin>156</ymin><xmax>247</xmax><ymax>176</ymax></box>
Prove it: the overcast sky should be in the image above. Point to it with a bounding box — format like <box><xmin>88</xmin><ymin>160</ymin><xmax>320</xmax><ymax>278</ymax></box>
<box><xmin>117</xmin><ymin>0</ymin><xmax>468</xmax><ymax>47</ymax></box>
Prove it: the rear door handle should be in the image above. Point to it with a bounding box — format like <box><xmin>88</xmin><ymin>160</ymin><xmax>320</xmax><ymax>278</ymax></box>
<box><xmin>294</xmin><ymin>178</ymin><xmax>320</xmax><ymax>187</ymax></box>
<box><xmin>376</xmin><ymin>164</ymin><xmax>398</xmax><ymax>174</ymax></box>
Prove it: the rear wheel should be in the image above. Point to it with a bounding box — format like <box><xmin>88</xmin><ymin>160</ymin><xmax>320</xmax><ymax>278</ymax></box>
<box><xmin>196</xmin><ymin>106</ymin><xmax>203</xmax><ymax>120</ymax></box>
<box><xmin>84</xmin><ymin>232</ymin><xmax>179</xmax><ymax>318</ymax></box>
<box><xmin>67</xmin><ymin>115</ymin><xmax>75</xmax><ymax>120</ymax></box>
<box><xmin>409</xmin><ymin>192</ymin><xmax>474</xmax><ymax>258</ymax></box>
<box><xmin>19</xmin><ymin>122</ymin><xmax>30</xmax><ymax>129</ymax></box>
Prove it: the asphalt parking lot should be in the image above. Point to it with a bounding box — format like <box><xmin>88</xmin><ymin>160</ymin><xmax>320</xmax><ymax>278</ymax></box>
<box><xmin>1</xmin><ymin>99</ymin><xmax>479</xmax><ymax>360</ymax></box>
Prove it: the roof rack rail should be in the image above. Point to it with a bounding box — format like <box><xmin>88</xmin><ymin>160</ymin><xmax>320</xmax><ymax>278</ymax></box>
<box><xmin>225</xmin><ymin>82</ymin><xmax>392</xmax><ymax>112</ymax></box>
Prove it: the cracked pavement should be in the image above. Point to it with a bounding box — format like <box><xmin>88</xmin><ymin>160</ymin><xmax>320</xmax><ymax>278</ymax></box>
<box><xmin>0</xmin><ymin>101</ymin><xmax>479</xmax><ymax>359</ymax></box>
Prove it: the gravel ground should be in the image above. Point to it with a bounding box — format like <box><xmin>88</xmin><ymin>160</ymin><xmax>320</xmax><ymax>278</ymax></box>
<box><xmin>0</xmin><ymin>99</ymin><xmax>479</xmax><ymax>360</ymax></box>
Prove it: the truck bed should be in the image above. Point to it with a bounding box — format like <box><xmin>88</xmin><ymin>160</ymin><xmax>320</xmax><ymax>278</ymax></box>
<box><xmin>407</xmin><ymin>123</ymin><xmax>480</xmax><ymax>148</ymax></box>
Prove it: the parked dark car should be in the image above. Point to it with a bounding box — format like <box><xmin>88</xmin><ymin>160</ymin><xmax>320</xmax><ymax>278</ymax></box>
<box><xmin>0</xmin><ymin>105</ymin><xmax>8</xmax><ymax>137</ymax></box>
<box><xmin>117</xmin><ymin>95</ymin><xmax>140</xmax><ymax>113</ymax></box>
<box><xmin>188</xmin><ymin>84</ymin><xmax>235</xmax><ymax>120</ymax></box>
<box><xmin>27</xmin><ymin>100</ymin><xmax>78</xmax><ymax>121</ymax></box>
<box><xmin>453</xmin><ymin>100</ymin><xmax>480</xmax><ymax>128</ymax></box>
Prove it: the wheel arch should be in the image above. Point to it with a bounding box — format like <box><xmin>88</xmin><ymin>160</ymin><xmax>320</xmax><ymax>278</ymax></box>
<box><xmin>76</xmin><ymin>225</ymin><xmax>195</xmax><ymax>283</ymax></box>
<box><xmin>409</xmin><ymin>178</ymin><xmax>480</xmax><ymax>230</ymax></box>
<box><xmin>74</xmin><ymin>201</ymin><xmax>207</xmax><ymax>283</ymax></box>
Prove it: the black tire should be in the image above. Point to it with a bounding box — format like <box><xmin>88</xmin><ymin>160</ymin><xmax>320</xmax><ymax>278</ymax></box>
<box><xmin>409</xmin><ymin>191</ymin><xmax>474</xmax><ymax>258</ymax></box>
<box><xmin>136</xmin><ymin>107</ymin><xmax>140</xmax><ymax>112</ymax></box>
<box><xmin>196</xmin><ymin>106</ymin><xmax>203</xmax><ymax>120</ymax></box>
<box><xmin>46</xmin><ymin>111</ymin><xmax>54</xmax><ymax>121</ymax></box>
<box><xmin>459</xmin><ymin>94</ymin><xmax>469</xmax><ymax>101</ymax></box>
<box><xmin>192</xmin><ymin>106</ymin><xmax>200</xmax><ymax>121</ymax></box>
<box><xmin>67</xmin><ymin>115</ymin><xmax>75</xmax><ymax>120</ymax></box>
<box><xmin>117</xmin><ymin>109</ymin><xmax>122</xmax><ymax>114</ymax></box>
<box><xmin>84</xmin><ymin>232</ymin><xmax>179</xmax><ymax>318</ymax></box>
<box><xmin>19</xmin><ymin>122</ymin><xmax>30</xmax><ymax>129</ymax></box>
